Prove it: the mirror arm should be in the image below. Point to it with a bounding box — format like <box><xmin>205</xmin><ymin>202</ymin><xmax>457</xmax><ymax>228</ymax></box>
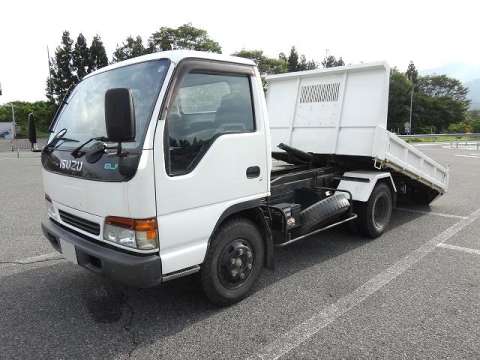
<box><xmin>116</xmin><ymin>142</ymin><xmax>122</xmax><ymax>156</ymax></box>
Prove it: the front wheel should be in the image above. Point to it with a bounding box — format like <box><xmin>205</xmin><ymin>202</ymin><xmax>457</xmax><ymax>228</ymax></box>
<box><xmin>201</xmin><ymin>217</ymin><xmax>264</xmax><ymax>306</ymax></box>
<box><xmin>356</xmin><ymin>182</ymin><xmax>393</xmax><ymax>238</ymax></box>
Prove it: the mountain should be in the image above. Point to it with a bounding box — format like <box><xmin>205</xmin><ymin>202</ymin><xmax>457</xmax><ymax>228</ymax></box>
<box><xmin>421</xmin><ymin>63</ymin><xmax>480</xmax><ymax>110</ymax></box>
<box><xmin>421</xmin><ymin>63</ymin><xmax>480</xmax><ymax>83</ymax></box>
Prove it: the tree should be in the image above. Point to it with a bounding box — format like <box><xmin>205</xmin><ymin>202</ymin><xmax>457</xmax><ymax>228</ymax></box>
<box><xmin>112</xmin><ymin>35</ymin><xmax>146</xmax><ymax>62</ymax></box>
<box><xmin>233</xmin><ymin>49</ymin><xmax>287</xmax><ymax>75</ymax></box>
<box><xmin>46</xmin><ymin>31</ymin><xmax>76</xmax><ymax>104</ymax></box>
<box><xmin>0</xmin><ymin>101</ymin><xmax>56</xmax><ymax>136</ymax></box>
<box><xmin>297</xmin><ymin>55</ymin><xmax>317</xmax><ymax>71</ymax></box>
<box><xmin>417</xmin><ymin>75</ymin><xmax>469</xmax><ymax>102</ymax></box>
<box><xmin>47</xmin><ymin>31</ymin><xmax>110</xmax><ymax>104</ymax></box>
<box><xmin>286</xmin><ymin>47</ymin><xmax>317</xmax><ymax>72</ymax></box>
<box><xmin>321</xmin><ymin>55</ymin><xmax>344</xmax><ymax>68</ymax></box>
<box><xmin>148</xmin><ymin>23</ymin><xmax>221</xmax><ymax>53</ymax></box>
<box><xmin>405</xmin><ymin>61</ymin><xmax>418</xmax><ymax>84</ymax></box>
<box><xmin>287</xmin><ymin>46</ymin><xmax>299</xmax><ymax>72</ymax></box>
<box><xmin>89</xmin><ymin>35</ymin><xmax>108</xmax><ymax>72</ymax></box>
<box><xmin>72</xmin><ymin>33</ymin><xmax>90</xmax><ymax>81</ymax></box>
<box><xmin>387</xmin><ymin>69</ymin><xmax>412</xmax><ymax>132</ymax></box>
<box><xmin>470</xmin><ymin>110</ymin><xmax>480</xmax><ymax>132</ymax></box>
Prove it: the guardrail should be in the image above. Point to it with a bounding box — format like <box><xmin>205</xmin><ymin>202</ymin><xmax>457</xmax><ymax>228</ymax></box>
<box><xmin>398</xmin><ymin>133</ymin><xmax>480</xmax><ymax>139</ymax></box>
<box><xmin>395</xmin><ymin>133</ymin><xmax>480</xmax><ymax>151</ymax></box>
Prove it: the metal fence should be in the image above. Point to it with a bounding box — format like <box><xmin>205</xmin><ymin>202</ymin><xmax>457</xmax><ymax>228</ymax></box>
<box><xmin>0</xmin><ymin>139</ymin><xmax>47</xmax><ymax>153</ymax></box>
<box><xmin>398</xmin><ymin>133</ymin><xmax>480</xmax><ymax>151</ymax></box>
<box><xmin>398</xmin><ymin>133</ymin><xmax>480</xmax><ymax>139</ymax></box>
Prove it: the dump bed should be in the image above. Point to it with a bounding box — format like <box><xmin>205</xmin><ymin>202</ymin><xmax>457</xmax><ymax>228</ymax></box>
<box><xmin>265</xmin><ymin>63</ymin><xmax>448</xmax><ymax>194</ymax></box>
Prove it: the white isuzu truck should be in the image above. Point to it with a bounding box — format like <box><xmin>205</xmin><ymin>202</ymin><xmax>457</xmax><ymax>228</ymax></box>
<box><xmin>41</xmin><ymin>50</ymin><xmax>448</xmax><ymax>305</ymax></box>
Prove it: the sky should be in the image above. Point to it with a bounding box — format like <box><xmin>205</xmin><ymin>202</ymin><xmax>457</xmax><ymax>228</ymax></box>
<box><xmin>0</xmin><ymin>0</ymin><xmax>479</xmax><ymax>103</ymax></box>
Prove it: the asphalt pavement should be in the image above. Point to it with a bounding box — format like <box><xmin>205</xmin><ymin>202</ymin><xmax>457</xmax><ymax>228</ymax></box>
<box><xmin>0</xmin><ymin>144</ymin><xmax>479</xmax><ymax>360</ymax></box>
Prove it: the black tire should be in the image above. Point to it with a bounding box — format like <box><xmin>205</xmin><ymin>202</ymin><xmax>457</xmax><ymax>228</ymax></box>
<box><xmin>357</xmin><ymin>182</ymin><xmax>393</xmax><ymax>238</ymax></box>
<box><xmin>298</xmin><ymin>193</ymin><xmax>350</xmax><ymax>234</ymax></box>
<box><xmin>201</xmin><ymin>217</ymin><xmax>264</xmax><ymax>306</ymax></box>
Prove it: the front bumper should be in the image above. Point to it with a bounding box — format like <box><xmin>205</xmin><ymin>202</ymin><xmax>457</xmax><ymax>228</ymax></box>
<box><xmin>42</xmin><ymin>218</ymin><xmax>162</xmax><ymax>287</ymax></box>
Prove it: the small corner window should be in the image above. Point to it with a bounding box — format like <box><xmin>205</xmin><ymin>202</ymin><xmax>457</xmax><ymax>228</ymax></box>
<box><xmin>165</xmin><ymin>72</ymin><xmax>255</xmax><ymax>175</ymax></box>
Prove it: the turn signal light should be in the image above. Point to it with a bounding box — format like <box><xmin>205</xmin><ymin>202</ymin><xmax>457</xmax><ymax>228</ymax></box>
<box><xmin>104</xmin><ymin>216</ymin><xmax>158</xmax><ymax>250</ymax></box>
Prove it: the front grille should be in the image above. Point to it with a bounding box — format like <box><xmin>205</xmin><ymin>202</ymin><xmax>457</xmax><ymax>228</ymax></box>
<box><xmin>59</xmin><ymin>210</ymin><xmax>101</xmax><ymax>236</ymax></box>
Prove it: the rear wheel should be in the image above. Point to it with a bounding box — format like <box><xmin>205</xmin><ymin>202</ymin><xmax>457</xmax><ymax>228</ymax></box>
<box><xmin>357</xmin><ymin>182</ymin><xmax>393</xmax><ymax>238</ymax></box>
<box><xmin>201</xmin><ymin>218</ymin><xmax>264</xmax><ymax>306</ymax></box>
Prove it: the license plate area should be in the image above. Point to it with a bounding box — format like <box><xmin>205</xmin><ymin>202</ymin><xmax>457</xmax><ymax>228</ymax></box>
<box><xmin>60</xmin><ymin>239</ymin><xmax>78</xmax><ymax>264</ymax></box>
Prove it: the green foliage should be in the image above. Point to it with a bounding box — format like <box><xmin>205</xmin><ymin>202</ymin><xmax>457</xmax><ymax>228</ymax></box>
<box><xmin>287</xmin><ymin>46</ymin><xmax>317</xmax><ymax>72</ymax></box>
<box><xmin>472</xmin><ymin>120</ymin><xmax>480</xmax><ymax>133</ymax></box>
<box><xmin>73</xmin><ymin>33</ymin><xmax>90</xmax><ymax>80</ymax></box>
<box><xmin>233</xmin><ymin>49</ymin><xmax>287</xmax><ymax>74</ymax></box>
<box><xmin>405</xmin><ymin>61</ymin><xmax>418</xmax><ymax>83</ymax></box>
<box><xmin>46</xmin><ymin>31</ymin><xmax>76</xmax><ymax>104</ymax></box>
<box><xmin>47</xmin><ymin>32</ymin><xmax>108</xmax><ymax>105</ymax></box>
<box><xmin>417</xmin><ymin>75</ymin><xmax>469</xmax><ymax>103</ymax></box>
<box><xmin>112</xmin><ymin>36</ymin><xmax>146</xmax><ymax>62</ymax></box>
<box><xmin>148</xmin><ymin>23</ymin><xmax>221</xmax><ymax>53</ymax></box>
<box><xmin>388</xmin><ymin>67</ymin><xmax>470</xmax><ymax>133</ymax></box>
<box><xmin>387</xmin><ymin>69</ymin><xmax>412</xmax><ymax>132</ymax></box>
<box><xmin>413</xmin><ymin>92</ymin><xmax>467</xmax><ymax>132</ymax></box>
<box><xmin>287</xmin><ymin>47</ymin><xmax>299</xmax><ymax>72</ymax></box>
<box><xmin>88</xmin><ymin>35</ymin><xmax>109</xmax><ymax>72</ymax></box>
<box><xmin>321</xmin><ymin>55</ymin><xmax>344</xmax><ymax>68</ymax></box>
<box><xmin>447</xmin><ymin>121</ymin><xmax>471</xmax><ymax>133</ymax></box>
<box><xmin>0</xmin><ymin>101</ymin><xmax>56</xmax><ymax>136</ymax></box>
<box><xmin>469</xmin><ymin>110</ymin><xmax>480</xmax><ymax>132</ymax></box>
<box><xmin>448</xmin><ymin>111</ymin><xmax>480</xmax><ymax>133</ymax></box>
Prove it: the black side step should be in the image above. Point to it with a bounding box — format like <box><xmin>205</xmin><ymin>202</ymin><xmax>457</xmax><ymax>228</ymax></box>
<box><xmin>275</xmin><ymin>213</ymin><xmax>358</xmax><ymax>248</ymax></box>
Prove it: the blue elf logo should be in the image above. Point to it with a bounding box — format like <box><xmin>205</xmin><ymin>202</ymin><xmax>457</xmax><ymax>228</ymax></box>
<box><xmin>104</xmin><ymin>162</ymin><xmax>118</xmax><ymax>171</ymax></box>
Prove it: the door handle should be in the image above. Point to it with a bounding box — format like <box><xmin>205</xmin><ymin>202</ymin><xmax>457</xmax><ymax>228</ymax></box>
<box><xmin>246</xmin><ymin>166</ymin><xmax>261</xmax><ymax>179</ymax></box>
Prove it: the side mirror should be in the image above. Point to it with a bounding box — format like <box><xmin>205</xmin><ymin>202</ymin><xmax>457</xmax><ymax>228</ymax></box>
<box><xmin>105</xmin><ymin>88</ymin><xmax>136</xmax><ymax>142</ymax></box>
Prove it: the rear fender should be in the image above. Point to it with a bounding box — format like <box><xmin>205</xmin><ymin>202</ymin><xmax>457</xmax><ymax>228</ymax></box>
<box><xmin>337</xmin><ymin>171</ymin><xmax>396</xmax><ymax>202</ymax></box>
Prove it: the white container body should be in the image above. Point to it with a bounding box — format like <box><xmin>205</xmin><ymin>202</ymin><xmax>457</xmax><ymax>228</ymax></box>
<box><xmin>266</xmin><ymin>63</ymin><xmax>448</xmax><ymax>193</ymax></box>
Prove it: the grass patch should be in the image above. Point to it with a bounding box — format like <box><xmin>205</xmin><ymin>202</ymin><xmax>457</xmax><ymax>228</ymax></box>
<box><xmin>404</xmin><ymin>135</ymin><xmax>480</xmax><ymax>143</ymax></box>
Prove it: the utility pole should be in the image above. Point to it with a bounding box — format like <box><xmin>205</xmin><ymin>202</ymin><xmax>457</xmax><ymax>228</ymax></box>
<box><xmin>11</xmin><ymin>103</ymin><xmax>17</xmax><ymax>152</ymax></box>
<box><xmin>409</xmin><ymin>84</ymin><xmax>414</xmax><ymax>135</ymax></box>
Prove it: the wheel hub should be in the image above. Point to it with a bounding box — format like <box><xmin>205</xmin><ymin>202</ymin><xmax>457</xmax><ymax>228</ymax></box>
<box><xmin>219</xmin><ymin>239</ymin><xmax>254</xmax><ymax>289</ymax></box>
<box><xmin>373</xmin><ymin>194</ymin><xmax>389</xmax><ymax>230</ymax></box>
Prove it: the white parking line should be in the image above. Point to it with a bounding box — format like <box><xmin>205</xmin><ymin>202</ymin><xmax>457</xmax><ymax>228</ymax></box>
<box><xmin>437</xmin><ymin>243</ymin><xmax>480</xmax><ymax>256</ymax></box>
<box><xmin>455</xmin><ymin>154</ymin><xmax>480</xmax><ymax>159</ymax></box>
<box><xmin>248</xmin><ymin>207</ymin><xmax>480</xmax><ymax>360</ymax></box>
<box><xmin>396</xmin><ymin>207</ymin><xmax>468</xmax><ymax>220</ymax></box>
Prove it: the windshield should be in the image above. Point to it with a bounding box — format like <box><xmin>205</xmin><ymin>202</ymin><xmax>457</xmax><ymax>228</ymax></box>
<box><xmin>51</xmin><ymin>59</ymin><xmax>170</xmax><ymax>149</ymax></box>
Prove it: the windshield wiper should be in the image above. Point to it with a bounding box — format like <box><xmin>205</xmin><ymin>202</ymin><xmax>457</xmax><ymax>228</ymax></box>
<box><xmin>43</xmin><ymin>128</ymin><xmax>79</xmax><ymax>153</ymax></box>
<box><xmin>71</xmin><ymin>136</ymin><xmax>108</xmax><ymax>158</ymax></box>
<box><xmin>48</xmin><ymin>87</ymin><xmax>74</xmax><ymax>133</ymax></box>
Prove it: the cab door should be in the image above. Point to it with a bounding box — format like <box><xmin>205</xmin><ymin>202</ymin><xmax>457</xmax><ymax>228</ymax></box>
<box><xmin>153</xmin><ymin>60</ymin><xmax>269</xmax><ymax>274</ymax></box>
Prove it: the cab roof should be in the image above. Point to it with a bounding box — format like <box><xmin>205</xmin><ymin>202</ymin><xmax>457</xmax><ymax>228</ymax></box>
<box><xmin>84</xmin><ymin>50</ymin><xmax>255</xmax><ymax>79</ymax></box>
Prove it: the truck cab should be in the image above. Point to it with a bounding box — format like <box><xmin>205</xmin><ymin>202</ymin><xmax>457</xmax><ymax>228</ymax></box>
<box><xmin>42</xmin><ymin>51</ymin><xmax>271</xmax><ymax>302</ymax></box>
<box><xmin>41</xmin><ymin>50</ymin><xmax>447</xmax><ymax>305</ymax></box>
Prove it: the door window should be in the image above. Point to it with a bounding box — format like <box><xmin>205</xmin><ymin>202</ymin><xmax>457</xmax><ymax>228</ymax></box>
<box><xmin>166</xmin><ymin>72</ymin><xmax>255</xmax><ymax>175</ymax></box>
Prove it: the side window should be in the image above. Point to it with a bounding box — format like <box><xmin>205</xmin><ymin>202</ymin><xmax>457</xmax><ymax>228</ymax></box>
<box><xmin>166</xmin><ymin>72</ymin><xmax>255</xmax><ymax>175</ymax></box>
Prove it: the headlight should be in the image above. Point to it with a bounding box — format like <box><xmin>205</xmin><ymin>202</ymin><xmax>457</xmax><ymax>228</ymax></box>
<box><xmin>104</xmin><ymin>216</ymin><xmax>158</xmax><ymax>250</ymax></box>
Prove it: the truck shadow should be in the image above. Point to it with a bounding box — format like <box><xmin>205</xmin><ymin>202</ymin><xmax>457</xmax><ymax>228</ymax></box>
<box><xmin>0</xmin><ymin>209</ymin><xmax>428</xmax><ymax>359</ymax></box>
